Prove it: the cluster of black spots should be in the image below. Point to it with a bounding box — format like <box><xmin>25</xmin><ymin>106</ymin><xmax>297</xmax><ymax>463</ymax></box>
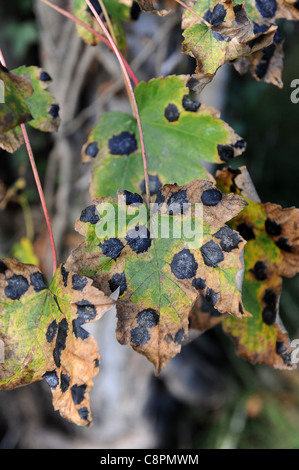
<box><xmin>43</xmin><ymin>370</ymin><xmax>59</xmax><ymax>389</ymax></box>
<box><xmin>164</xmin><ymin>103</ymin><xmax>180</xmax><ymax>122</ymax></box>
<box><xmin>167</xmin><ymin>189</ymin><xmax>188</xmax><ymax>215</ymax></box>
<box><xmin>262</xmin><ymin>289</ymin><xmax>277</xmax><ymax>325</ymax></box>
<box><xmin>71</xmin><ymin>384</ymin><xmax>87</xmax><ymax>405</ymax></box>
<box><xmin>72</xmin><ymin>274</ymin><xmax>88</xmax><ymax>291</ymax></box>
<box><xmin>85</xmin><ymin>141</ymin><xmax>99</xmax><ymax>158</ymax></box>
<box><xmin>39</xmin><ymin>70</ymin><xmax>52</xmax><ymax>82</ymax></box>
<box><xmin>251</xmin><ymin>260</ymin><xmax>268</xmax><ymax>280</ymax></box>
<box><xmin>217</xmin><ymin>144</ymin><xmax>234</xmax><ymax>162</ymax></box>
<box><xmin>123</xmin><ymin>190</ymin><xmax>143</xmax><ymax>205</ymax></box>
<box><xmin>80</xmin><ymin>205</ymin><xmax>100</xmax><ymax>225</ymax></box>
<box><xmin>53</xmin><ymin>319</ymin><xmax>69</xmax><ymax>368</ymax></box>
<box><xmin>0</xmin><ymin>261</ymin><xmax>7</xmax><ymax>274</ymax></box>
<box><xmin>192</xmin><ymin>277</ymin><xmax>206</xmax><ymax>291</ymax></box>
<box><xmin>60</xmin><ymin>372</ymin><xmax>70</xmax><ymax>393</ymax></box>
<box><xmin>78</xmin><ymin>407</ymin><xmax>89</xmax><ymax>421</ymax></box>
<box><xmin>214</xmin><ymin>226</ymin><xmax>242</xmax><ymax>252</ymax></box>
<box><xmin>200</xmin><ymin>288</ymin><xmax>221</xmax><ymax>316</ymax></box>
<box><xmin>126</xmin><ymin>226</ymin><xmax>151</xmax><ymax>254</ymax></box>
<box><xmin>200</xmin><ymin>240</ymin><xmax>224</xmax><ymax>267</ymax></box>
<box><xmin>5</xmin><ymin>274</ymin><xmax>29</xmax><ymax>300</ymax></box>
<box><xmin>140</xmin><ymin>174</ymin><xmax>162</xmax><ymax>196</ymax></box>
<box><xmin>170</xmin><ymin>249</ymin><xmax>198</xmax><ymax>280</ymax></box>
<box><xmin>100</xmin><ymin>238</ymin><xmax>124</xmax><ymax>259</ymax></box>
<box><xmin>255</xmin><ymin>0</ymin><xmax>277</xmax><ymax>18</ymax></box>
<box><xmin>211</xmin><ymin>4</ymin><xmax>226</xmax><ymax>26</ymax></box>
<box><xmin>108</xmin><ymin>131</ymin><xmax>138</xmax><ymax>156</ymax></box>
<box><xmin>49</xmin><ymin>104</ymin><xmax>60</xmax><ymax>118</ymax></box>
<box><xmin>201</xmin><ymin>188</ymin><xmax>223</xmax><ymax>206</ymax></box>
<box><xmin>46</xmin><ymin>319</ymin><xmax>58</xmax><ymax>343</ymax></box>
<box><xmin>265</xmin><ymin>217</ymin><xmax>282</xmax><ymax>236</ymax></box>
<box><xmin>174</xmin><ymin>328</ymin><xmax>185</xmax><ymax>345</ymax></box>
<box><xmin>131</xmin><ymin>1</ymin><xmax>141</xmax><ymax>20</ymax></box>
<box><xmin>61</xmin><ymin>265</ymin><xmax>69</xmax><ymax>287</ymax></box>
<box><xmin>109</xmin><ymin>272</ymin><xmax>127</xmax><ymax>297</ymax></box>
<box><xmin>255</xmin><ymin>43</ymin><xmax>276</xmax><ymax>79</ymax></box>
<box><xmin>130</xmin><ymin>308</ymin><xmax>159</xmax><ymax>347</ymax></box>
<box><xmin>236</xmin><ymin>222</ymin><xmax>255</xmax><ymax>241</ymax></box>
<box><xmin>275</xmin><ymin>237</ymin><xmax>292</xmax><ymax>252</ymax></box>
<box><xmin>30</xmin><ymin>272</ymin><xmax>47</xmax><ymax>292</ymax></box>
<box><xmin>182</xmin><ymin>95</ymin><xmax>201</xmax><ymax>112</ymax></box>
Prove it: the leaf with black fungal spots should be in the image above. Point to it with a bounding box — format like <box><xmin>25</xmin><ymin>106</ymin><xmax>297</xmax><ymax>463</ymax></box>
<box><xmin>66</xmin><ymin>179</ymin><xmax>248</xmax><ymax>373</ymax></box>
<box><xmin>0</xmin><ymin>259</ymin><xmax>114</xmax><ymax>426</ymax></box>
<box><xmin>82</xmin><ymin>76</ymin><xmax>245</xmax><ymax>198</ymax></box>
<box><xmin>212</xmin><ymin>166</ymin><xmax>299</xmax><ymax>369</ymax></box>
<box><xmin>12</xmin><ymin>66</ymin><xmax>61</xmax><ymax>133</ymax></box>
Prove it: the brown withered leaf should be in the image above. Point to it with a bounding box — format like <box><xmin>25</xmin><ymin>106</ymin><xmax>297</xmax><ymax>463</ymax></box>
<box><xmin>0</xmin><ymin>259</ymin><xmax>114</xmax><ymax>426</ymax></box>
<box><xmin>136</xmin><ymin>0</ymin><xmax>178</xmax><ymax>15</ymax></box>
<box><xmin>66</xmin><ymin>180</ymin><xmax>248</xmax><ymax>373</ymax></box>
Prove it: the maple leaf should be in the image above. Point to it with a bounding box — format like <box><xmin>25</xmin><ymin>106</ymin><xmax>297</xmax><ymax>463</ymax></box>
<box><xmin>190</xmin><ymin>166</ymin><xmax>299</xmax><ymax>370</ymax></box>
<box><xmin>0</xmin><ymin>259</ymin><xmax>114</xmax><ymax>426</ymax></box>
<box><xmin>66</xmin><ymin>179</ymin><xmax>248</xmax><ymax>373</ymax></box>
<box><xmin>82</xmin><ymin>75</ymin><xmax>245</xmax><ymax>198</ymax></box>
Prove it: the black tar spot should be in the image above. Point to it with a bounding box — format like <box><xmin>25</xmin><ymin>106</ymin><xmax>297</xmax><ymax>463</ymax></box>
<box><xmin>130</xmin><ymin>326</ymin><xmax>150</xmax><ymax>346</ymax></box>
<box><xmin>71</xmin><ymin>384</ymin><xmax>87</xmax><ymax>405</ymax></box>
<box><xmin>276</xmin><ymin>341</ymin><xmax>287</xmax><ymax>355</ymax></box>
<box><xmin>73</xmin><ymin>318</ymin><xmax>89</xmax><ymax>340</ymax></box>
<box><xmin>213</xmin><ymin>226</ymin><xmax>242</xmax><ymax>252</ymax></box>
<box><xmin>85</xmin><ymin>142</ymin><xmax>99</xmax><ymax>158</ymax></box>
<box><xmin>108</xmin><ymin>132</ymin><xmax>138</xmax><ymax>156</ymax></box>
<box><xmin>217</xmin><ymin>144</ymin><xmax>234</xmax><ymax>162</ymax></box>
<box><xmin>251</xmin><ymin>261</ymin><xmax>267</xmax><ymax>280</ymax></box>
<box><xmin>72</xmin><ymin>274</ymin><xmax>88</xmax><ymax>291</ymax></box>
<box><xmin>273</xmin><ymin>28</ymin><xmax>284</xmax><ymax>44</ymax></box>
<box><xmin>131</xmin><ymin>1</ymin><xmax>141</xmax><ymax>20</ymax></box>
<box><xmin>0</xmin><ymin>261</ymin><xmax>7</xmax><ymax>274</ymax></box>
<box><xmin>46</xmin><ymin>320</ymin><xmax>58</xmax><ymax>343</ymax></box>
<box><xmin>140</xmin><ymin>174</ymin><xmax>162</xmax><ymax>196</ymax></box>
<box><xmin>182</xmin><ymin>95</ymin><xmax>201</xmax><ymax>112</ymax></box>
<box><xmin>43</xmin><ymin>370</ymin><xmax>59</xmax><ymax>389</ymax></box>
<box><xmin>137</xmin><ymin>308</ymin><xmax>159</xmax><ymax>328</ymax></box>
<box><xmin>211</xmin><ymin>4</ymin><xmax>226</xmax><ymax>26</ymax></box>
<box><xmin>109</xmin><ymin>272</ymin><xmax>127</xmax><ymax>296</ymax></box>
<box><xmin>164</xmin><ymin>103</ymin><xmax>180</xmax><ymax>122</ymax></box>
<box><xmin>86</xmin><ymin>0</ymin><xmax>102</xmax><ymax>15</ymax></box>
<box><xmin>49</xmin><ymin>104</ymin><xmax>60</xmax><ymax>118</ymax></box>
<box><xmin>174</xmin><ymin>328</ymin><xmax>185</xmax><ymax>344</ymax></box>
<box><xmin>253</xmin><ymin>22</ymin><xmax>269</xmax><ymax>34</ymax></box>
<box><xmin>94</xmin><ymin>358</ymin><xmax>100</xmax><ymax>368</ymax></box>
<box><xmin>5</xmin><ymin>275</ymin><xmax>29</xmax><ymax>300</ymax></box>
<box><xmin>123</xmin><ymin>190</ymin><xmax>143</xmax><ymax>205</ymax></box>
<box><xmin>262</xmin><ymin>289</ymin><xmax>277</xmax><ymax>325</ymax></box>
<box><xmin>203</xmin><ymin>9</ymin><xmax>212</xmax><ymax>22</ymax></box>
<box><xmin>275</xmin><ymin>237</ymin><xmax>292</xmax><ymax>252</ymax></box>
<box><xmin>192</xmin><ymin>277</ymin><xmax>206</xmax><ymax>290</ymax></box>
<box><xmin>200</xmin><ymin>288</ymin><xmax>221</xmax><ymax>316</ymax></box>
<box><xmin>236</xmin><ymin>222</ymin><xmax>255</xmax><ymax>241</ymax></box>
<box><xmin>100</xmin><ymin>238</ymin><xmax>124</xmax><ymax>259</ymax></box>
<box><xmin>265</xmin><ymin>218</ymin><xmax>282</xmax><ymax>236</ymax></box>
<box><xmin>201</xmin><ymin>188</ymin><xmax>223</xmax><ymax>206</ymax></box>
<box><xmin>255</xmin><ymin>0</ymin><xmax>277</xmax><ymax>18</ymax></box>
<box><xmin>78</xmin><ymin>407</ymin><xmax>89</xmax><ymax>421</ymax></box>
<box><xmin>60</xmin><ymin>373</ymin><xmax>70</xmax><ymax>393</ymax></box>
<box><xmin>53</xmin><ymin>319</ymin><xmax>68</xmax><ymax>368</ymax></box>
<box><xmin>167</xmin><ymin>189</ymin><xmax>188</xmax><ymax>215</ymax></box>
<box><xmin>233</xmin><ymin>139</ymin><xmax>245</xmax><ymax>149</ymax></box>
<box><xmin>76</xmin><ymin>300</ymin><xmax>97</xmax><ymax>322</ymax></box>
<box><xmin>61</xmin><ymin>265</ymin><xmax>69</xmax><ymax>287</ymax></box>
<box><xmin>126</xmin><ymin>226</ymin><xmax>151</xmax><ymax>254</ymax></box>
<box><xmin>200</xmin><ymin>241</ymin><xmax>224</xmax><ymax>267</ymax></box>
<box><xmin>30</xmin><ymin>272</ymin><xmax>47</xmax><ymax>292</ymax></box>
<box><xmin>154</xmin><ymin>189</ymin><xmax>165</xmax><ymax>205</ymax></box>
<box><xmin>80</xmin><ymin>205</ymin><xmax>100</xmax><ymax>225</ymax></box>
<box><xmin>39</xmin><ymin>70</ymin><xmax>52</xmax><ymax>82</ymax></box>
<box><xmin>170</xmin><ymin>248</ymin><xmax>198</xmax><ymax>279</ymax></box>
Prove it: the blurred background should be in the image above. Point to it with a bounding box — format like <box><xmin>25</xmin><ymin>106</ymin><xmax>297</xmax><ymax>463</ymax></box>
<box><xmin>0</xmin><ymin>0</ymin><xmax>299</xmax><ymax>449</ymax></box>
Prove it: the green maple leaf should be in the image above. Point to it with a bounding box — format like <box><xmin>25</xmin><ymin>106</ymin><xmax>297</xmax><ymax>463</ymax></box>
<box><xmin>83</xmin><ymin>75</ymin><xmax>245</xmax><ymax>198</ymax></box>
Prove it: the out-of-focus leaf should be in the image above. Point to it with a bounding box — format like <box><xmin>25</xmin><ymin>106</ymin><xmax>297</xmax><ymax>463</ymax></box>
<box><xmin>12</xmin><ymin>238</ymin><xmax>39</xmax><ymax>266</ymax></box>
<box><xmin>136</xmin><ymin>0</ymin><xmax>178</xmax><ymax>15</ymax></box>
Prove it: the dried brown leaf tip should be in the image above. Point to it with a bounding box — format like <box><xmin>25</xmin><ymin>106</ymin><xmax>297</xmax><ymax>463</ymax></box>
<box><xmin>0</xmin><ymin>259</ymin><xmax>114</xmax><ymax>426</ymax></box>
<box><xmin>66</xmin><ymin>180</ymin><xmax>248</xmax><ymax>373</ymax></box>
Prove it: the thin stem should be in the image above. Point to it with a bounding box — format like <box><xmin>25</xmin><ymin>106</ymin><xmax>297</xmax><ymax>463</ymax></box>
<box><xmin>39</xmin><ymin>0</ymin><xmax>139</xmax><ymax>86</ymax></box>
<box><xmin>0</xmin><ymin>49</ymin><xmax>58</xmax><ymax>275</ymax></box>
<box><xmin>85</xmin><ymin>0</ymin><xmax>151</xmax><ymax>204</ymax></box>
<box><xmin>98</xmin><ymin>0</ymin><xmax>117</xmax><ymax>46</ymax></box>
<box><xmin>174</xmin><ymin>0</ymin><xmax>211</xmax><ymax>27</ymax></box>
<box><xmin>21</xmin><ymin>125</ymin><xmax>58</xmax><ymax>275</ymax></box>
